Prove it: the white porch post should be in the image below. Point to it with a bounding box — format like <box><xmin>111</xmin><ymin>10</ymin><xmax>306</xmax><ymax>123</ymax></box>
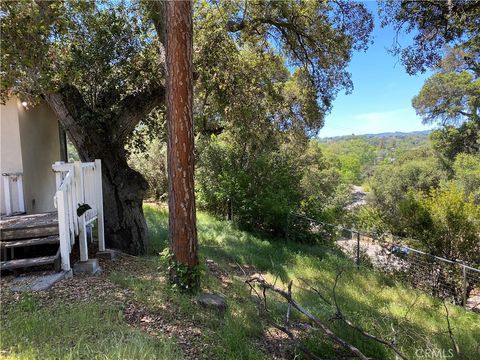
<box><xmin>95</xmin><ymin>159</ymin><xmax>105</xmax><ymax>252</ymax></box>
<box><xmin>54</xmin><ymin>161</ymin><xmax>64</xmax><ymax>190</ymax></box>
<box><xmin>16</xmin><ymin>175</ymin><xmax>25</xmax><ymax>213</ymax></box>
<box><xmin>57</xmin><ymin>190</ymin><xmax>71</xmax><ymax>271</ymax></box>
<box><xmin>3</xmin><ymin>176</ymin><xmax>12</xmax><ymax>216</ymax></box>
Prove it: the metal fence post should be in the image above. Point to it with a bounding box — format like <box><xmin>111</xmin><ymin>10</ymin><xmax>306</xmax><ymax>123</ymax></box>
<box><xmin>286</xmin><ymin>213</ymin><xmax>291</xmax><ymax>242</ymax></box>
<box><xmin>356</xmin><ymin>231</ymin><xmax>360</xmax><ymax>269</ymax></box>
<box><xmin>462</xmin><ymin>265</ymin><xmax>467</xmax><ymax>308</ymax></box>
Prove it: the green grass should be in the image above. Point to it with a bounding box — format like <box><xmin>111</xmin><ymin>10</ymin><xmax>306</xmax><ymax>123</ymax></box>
<box><xmin>143</xmin><ymin>204</ymin><xmax>480</xmax><ymax>359</ymax></box>
<box><xmin>1</xmin><ymin>293</ymin><xmax>181</xmax><ymax>360</ymax></box>
<box><xmin>2</xmin><ymin>204</ymin><xmax>479</xmax><ymax>359</ymax></box>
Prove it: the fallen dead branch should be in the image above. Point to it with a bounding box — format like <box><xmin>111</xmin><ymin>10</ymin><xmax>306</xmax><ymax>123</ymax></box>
<box><xmin>246</xmin><ymin>275</ymin><xmax>370</xmax><ymax>360</ymax></box>
<box><xmin>329</xmin><ymin>272</ymin><xmax>409</xmax><ymax>360</ymax></box>
<box><xmin>443</xmin><ymin>301</ymin><xmax>461</xmax><ymax>359</ymax></box>
<box><xmin>246</xmin><ymin>274</ymin><xmax>410</xmax><ymax>360</ymax></box>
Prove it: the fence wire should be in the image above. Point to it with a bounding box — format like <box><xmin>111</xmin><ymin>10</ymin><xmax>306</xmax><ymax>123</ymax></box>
<box><xmin>287</xmin><ymin>213</ymin><xmax>480</xmax><ymax>312</ymax></box>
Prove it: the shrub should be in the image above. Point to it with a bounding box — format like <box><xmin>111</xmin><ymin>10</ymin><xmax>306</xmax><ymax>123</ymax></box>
<box><xmin>419</xmin><ymin>183</ymin><xmax>480</xmax><ymax>266</ymax></box>
<box><xmin>453</xmin><ymin>153</ymin><xmax>480</xmax><ymax>202</ymax></box>
<box><xmin>128</xmin><ymin>139</ymin><xmax>168</xmax><ymax>201</ymax></box>
<box><xmin>196</xmin><ymin>134</ymin><xmax>302</xmax><ymax>234</ymax></box>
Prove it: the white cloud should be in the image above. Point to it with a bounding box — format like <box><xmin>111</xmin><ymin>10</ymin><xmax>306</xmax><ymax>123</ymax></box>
<box><xmin>353</xmin><ymin>108</ymin><xmax>410</xmax><ymax>123</ymax></box>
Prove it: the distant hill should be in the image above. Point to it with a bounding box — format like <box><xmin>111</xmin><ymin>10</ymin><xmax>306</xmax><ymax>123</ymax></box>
<box><xmin>319</xmin><ymin>130</ymin><xmax>431</xmax><ymax>142</ymax></box>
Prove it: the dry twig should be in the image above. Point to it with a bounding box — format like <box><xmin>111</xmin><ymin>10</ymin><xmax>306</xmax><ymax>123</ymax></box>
<box><xmin>246</xmin><ymin>275</ymin><xmax>370</xmax><ymax>360</ymax></box>
<box><xmin>329</xmin><ymin>272</ymin><xmax>409</xmax><ymax>360</ymax></box>
<box><xmin>443</xmin><ymin>301</ymin><xmax>461</xmax><ymax>359</ymax></box>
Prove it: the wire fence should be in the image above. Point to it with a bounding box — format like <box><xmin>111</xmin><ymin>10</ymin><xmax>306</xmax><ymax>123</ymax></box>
<box><xmin>287</xmin><ymin>213</ymin><xmax>480</xmax><ymax>312</ymax></box>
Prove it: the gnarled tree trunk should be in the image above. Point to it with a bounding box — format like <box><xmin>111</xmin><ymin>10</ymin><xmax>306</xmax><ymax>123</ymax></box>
<box><xmin>95</xmin><ymin>145</ymin><xmax>148</xmax><ymax>255</ymax></box>
<box><xmin>44</xmin><ymin>84</ymin><xmax>164</xmax><ymax>255</ymax></box>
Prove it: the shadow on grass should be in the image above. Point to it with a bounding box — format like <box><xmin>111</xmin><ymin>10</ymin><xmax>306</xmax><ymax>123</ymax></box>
<box><xmin>1</xmin><ymin>295</ymin><xmax>182</xmax><ymax>360</ymax></box>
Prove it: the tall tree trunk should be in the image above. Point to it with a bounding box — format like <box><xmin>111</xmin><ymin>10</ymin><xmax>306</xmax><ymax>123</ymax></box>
<box><xmin>165</xmin><ymin>0</ymin><xmax>198</xmax><ymax>271</ymax></box>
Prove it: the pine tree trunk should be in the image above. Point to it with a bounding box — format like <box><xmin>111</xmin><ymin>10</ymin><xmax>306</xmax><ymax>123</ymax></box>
<box><xmin>165</xmin><ymin>0</ymin><xmax>198</xmax><ymax>268</ymax></box>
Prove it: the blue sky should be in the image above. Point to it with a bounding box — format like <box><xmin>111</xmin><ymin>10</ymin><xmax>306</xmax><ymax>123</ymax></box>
<box><xmin>320</xmin><ymin>2</ymin><xmax>434</xmax><ymax>138</ymax></box>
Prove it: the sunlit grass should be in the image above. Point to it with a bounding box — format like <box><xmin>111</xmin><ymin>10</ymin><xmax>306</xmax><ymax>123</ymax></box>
<box><xmin>142</xmin><ymin>203</ymin><xmax>480</xmax><ymax>359</ymax></box>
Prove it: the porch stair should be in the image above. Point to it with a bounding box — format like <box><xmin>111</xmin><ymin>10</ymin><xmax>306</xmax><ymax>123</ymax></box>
<box><xmin>2</xmin><ymin>235</ymin><xmax>60</xmax><ymax>249</ymax></box>
<box><xmin>0</xmin><ymin>212</ymin><xmax>61</xmax><ymax>272</ymax></box>
<box><xmin>1</xmin><ymin>252</ymin><xmax>60</xmax><ymax>270</ymax></box>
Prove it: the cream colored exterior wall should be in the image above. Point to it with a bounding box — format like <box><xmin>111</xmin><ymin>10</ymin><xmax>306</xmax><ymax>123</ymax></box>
<box><xmin>0</xmin><ymin>98</ymin><xmax>24</xmax><ymax>214</ymax></box>
<box><xmin>17</xmin><ymin>100</ymin><xmax>61</xmax><ymax>214</ymax></box>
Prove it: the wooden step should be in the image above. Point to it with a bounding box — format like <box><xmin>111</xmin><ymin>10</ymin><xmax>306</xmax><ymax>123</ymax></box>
<box><xmin>1</xmin><ymin>212</ymin><xmax>58</xmax><ymax>241</ymax></box>
<box><xmin>1</xmin><ymin>235</ymin><xmax>59</xmax><ymax>249</ymax></box>
<box><xmin>1</xmin><ymin>254</ymin><xmax>59</xmax><ymax>270</ymax></box>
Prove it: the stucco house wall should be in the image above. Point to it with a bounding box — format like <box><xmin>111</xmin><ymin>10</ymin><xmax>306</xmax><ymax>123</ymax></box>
<box><xmin>0</xmin><ymin>98</ymin><xmax>24</xmax><ymax>214</ymax></box>
<box><xmin>0</xmin><ymin>97</ymin><xmax>61</xmax><ymax>215</ymax></box>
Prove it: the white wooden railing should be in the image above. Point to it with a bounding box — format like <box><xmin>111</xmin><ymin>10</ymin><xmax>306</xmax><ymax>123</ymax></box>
<box><xmin>2</xmin><ymin>172</ymin><xmax>25</xmax><ymax>215</ymax></box>
<box><xmin>53</xmin><ymin>160</ymin><xmax>105</xmax><ymax>271</ymax></box>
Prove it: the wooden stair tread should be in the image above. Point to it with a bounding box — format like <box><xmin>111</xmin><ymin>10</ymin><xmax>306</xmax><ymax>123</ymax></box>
<box><xmin>1</xmin><ymin>226</ymin><xmax>59</xmax><ymax>241</ymax></box>
<box><xmin>0</xmin><ymin>212</ymin><xmax>59</xmax><ymax>241</ymax></box>
<box><xmin>0</xmin><ymin>212</ymin><xmax>58</xmax><ymax>229</ymax></box>
<box><xmin>1</xmin><ymin>254</ymin><xmax>59</xmax><ymax>270</ymax></box>
<box><xmin>1</xmin><ymin>236</ymin><xmax>59</xmax><ymax>249</ymax></box>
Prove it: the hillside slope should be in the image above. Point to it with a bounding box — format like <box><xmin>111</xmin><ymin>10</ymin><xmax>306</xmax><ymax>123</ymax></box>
<box><xmin>1</xmin><ymin>204</ymin><xmax>478</xmax><ymax>359</ymax></box>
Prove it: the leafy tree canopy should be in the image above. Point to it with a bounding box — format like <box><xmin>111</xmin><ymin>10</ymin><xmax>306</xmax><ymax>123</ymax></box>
<box><xmin>430</xmin><ymin>121</ymin><xmax>480</xmax><ymax>162</ymax></box>
<box><xmin>412</xmin><ymin>47</ymin><xmax>480</xmax><ymax>160</ymax></box>
<box><xmin>195</xmin><ymin>0</ymin><xmax>373</xmax><ymax>137</ymax></box>
<box><xmin>413</xmin><ymin>70</ymin><xmax>479</xmax><ymax>127</ymax></box>
<box><xmin>379</xmin><ymin>0</ymin><xmax>480</xmax><ymax>74</ymax></box>
<box><xmin>0</xmin><ymin>0</ymin><xmax>162</xmax><ymax>117</ymax></box>
<box><xmin>1</xmin><ymin>0</ymin><xmax>374</xmax><ymax>138</ymax></box>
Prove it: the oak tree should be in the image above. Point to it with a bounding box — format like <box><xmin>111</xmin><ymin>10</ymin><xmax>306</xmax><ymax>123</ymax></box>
<box><xmin>413</xmin><ymin>48</ymin><xmax>480</xmax><ymax>159</ymax></box>
<box><xmin>0</xmin><ymin>1</ymin><xmax>164</xmax><ymax>254</ymax></box>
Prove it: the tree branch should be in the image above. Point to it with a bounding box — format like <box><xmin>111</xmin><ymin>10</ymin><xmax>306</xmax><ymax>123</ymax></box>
<box><xmin>330</xmin><ymin>272</ymin><xmax>410</xmax><ymax>360</ymax></box>
<box><xmin>43</xmin><ymin>85</ymin><xmax>96</xmax><ymax>161</ymax></box>
<box><xmin>246</xmin><ymin>276</ymin><xmax>370</xmax><ymax>360</ymax></box>
<box><xmin>272</xmin><ymin>324</ymin><xmax>325</xmax><ymax>360</ymax></box>
<box><xmin>114</xmin><ymin>84</ymin><xmax>165</xmax><ymax>145</ymax></box>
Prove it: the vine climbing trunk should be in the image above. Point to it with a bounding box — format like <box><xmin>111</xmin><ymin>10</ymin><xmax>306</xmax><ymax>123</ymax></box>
<box><xmin>165</xmin><ymin>0</ymin><xmax>198</xmax><ymax>285</ymax></box>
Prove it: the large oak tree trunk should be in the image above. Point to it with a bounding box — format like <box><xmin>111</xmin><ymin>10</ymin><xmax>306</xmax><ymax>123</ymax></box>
<box><xmin>97</xmin><ymin>146</ymin><xmax>148</xmax><ymax>254</ymax></box>
<box><xmin>165</xmin><ymin>0</ymin><xmax>198</xmax><ymax>269</ymax></box>
<box><xmin>44</xmin><ymin>86</ymin><xmax>162</xmax><ymax>255</ymax></box>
